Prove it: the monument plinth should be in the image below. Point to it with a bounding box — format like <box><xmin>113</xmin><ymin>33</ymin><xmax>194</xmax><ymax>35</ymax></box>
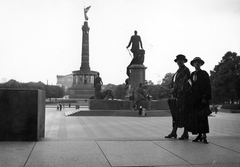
<box><xmin>129</xmin><ymin>64</ymin><xmax>147</xmax><ymax>93</ymax></box>
<box><xmin>69</xmin><ymin>20</ymin><xmax>98</xmax><ymax>99</ymax></box>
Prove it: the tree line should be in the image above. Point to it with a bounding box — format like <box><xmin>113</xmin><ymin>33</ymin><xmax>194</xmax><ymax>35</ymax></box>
<box><xmin>0</xmin><ymin>80</ymin><xmax>65</xmax><ymax>99</ymax></box>
<box><xmin>210</xmin><ymin>51</ymin><xmax>240</xmax><ymax>104</ymax></box>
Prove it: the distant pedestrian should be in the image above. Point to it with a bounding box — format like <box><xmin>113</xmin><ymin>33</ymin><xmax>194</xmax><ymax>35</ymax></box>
<box><xmin>69</xmin><ymin>103</ymin><xmax>71</xmax><ymax>108</ymax></box>
<box><xmin>215</xmin><ymin>104</ymin><xmax>218</xmax><ymax>114</ymax></box>
<box><xmin>188</xmin><ymin>57</ymin><xmax>212</xmax><ymax>144</ymax></box>
<box><xmin>212</xmin><ymin>104</ymin><xmax>218</xmax><ymax>114</ymax></box>
<box><xmin>165</xmin><ymin>54</ymin><xmax>191</xmax><ymax>140</ymax></box>
<box><xmin>59</xmin><ymin>103</ymin><xmax>62</xmax><ymax>111</ymax></box>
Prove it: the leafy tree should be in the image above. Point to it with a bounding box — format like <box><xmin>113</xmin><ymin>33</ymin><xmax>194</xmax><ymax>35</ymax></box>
<box><xmin>157</xmin><ymin>85</ymin><xmax>170</xmax><ymax>99</ymax></box>
<box><xmin>235</xmin><ymin>77</ymin><xmax>240</xmax><ymax>102</ymax></box>
<box><xmin>144</xmin><ymin>80</ymin><xmax>158</xmax><ymax>100</ymax></box>
<box><xmin>144</xmin><ymin>73</ymin><xmax>174</xmax><ymax>100</ymax></box>
<box><xmin>161</xmin><ymin>73</ymin><xmax>174</xmax><ymax>86</ymax></box>
<box><xmin>103</xmin><ymin>84</ymin><xmax>116</xmax><ymax>91</ymax></box>
<box><xmin>146</xmin><ymin>84</ymin><xmax>160</xmax><ymax>100</ymax></box>
<box><xmin>46</xmin><ymin>85</ymin><xmax>64</xmax><ymax>99</ymax></box>
<box><xmin>145</xmin><ymin>80</ymin><xmax>154</xmax><ymax>85</ymax></box>
<box><xmin>158</xmin><ymin>73</ymin><xmax>174</xmax><ymax>99</ymax></box>
<box><xmin>113</xmin><ymin>84</ymin><xmax>126</xmax><ymax>99</ymax></box>
<box><xmin>1</xmin><ymin>79</ymin><xmax>21</xmax><ymax>88</ymax></box>
<box><xmin>210</xmin><ymin>51</ymin><xmax>240</xmax><ymax>104</ymax></box>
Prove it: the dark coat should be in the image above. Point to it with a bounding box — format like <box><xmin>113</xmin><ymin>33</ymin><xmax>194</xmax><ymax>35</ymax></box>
<box><xmin>188</xmin><ymin>69</ymin><xmax>212</xmax><ymax>134</ymax></box>
<box><xmin>170</xmin><ymin>65</ymin><xmax>191</xmax><ymax>128</ymax></box>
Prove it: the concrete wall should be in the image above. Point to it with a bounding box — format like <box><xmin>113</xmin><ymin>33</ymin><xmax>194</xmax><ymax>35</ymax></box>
<box><xmin>0</xmin><ymin>89</ymin><xmax>45</xmax><ymax>141</ymax></box>
<box><xmin>89</xmin><ymin>99</ymin><xmax>169</xmax><ymax>110</ymax></box>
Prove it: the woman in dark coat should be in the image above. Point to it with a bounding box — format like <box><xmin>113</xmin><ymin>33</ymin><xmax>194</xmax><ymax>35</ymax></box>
<box><xmin>165</xmin><ymin>54</ymin><xmax>191</xmax><ymax>140</ymax></box>
<box><xmin>188</xmin><ymin>57</ymin><xmax>212</xmax><ymax>144</ymax></box>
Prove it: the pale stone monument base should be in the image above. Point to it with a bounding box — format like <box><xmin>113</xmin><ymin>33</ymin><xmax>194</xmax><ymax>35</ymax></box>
<box><xmin>69</xmin><ymin>70</ymin><xmax>98</xmax><ymax>99</ymax></box>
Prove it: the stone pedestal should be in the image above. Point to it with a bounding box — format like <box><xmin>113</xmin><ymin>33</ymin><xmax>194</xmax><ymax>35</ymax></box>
<box><xmin>69</xmin><ymin>70</ymin><xmax>98</xmax><ymax>99</ymax></box>
<box><xmin>0</xmin><ymin>89</ymin><xmax>45</xmax><ymax>141</ymax></box>
<box><xmin>69</xmin><ymin>81</ymin><xmax>95</xmax><ymax>99</ymax></box>
<box><xmin>129</xmin><ymin>64</ymin><xmax>147</xmax><ymax>92</ymax></box>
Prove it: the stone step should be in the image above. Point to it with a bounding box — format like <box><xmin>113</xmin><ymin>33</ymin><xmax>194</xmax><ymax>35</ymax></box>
<box><xmin>65</xmin><ymin>106</ymin><xmax>90</xmax><ymax>116</ymax></box>
<box><xmin>64</xmin><ymin>110</ymin><xmax>81</xmax><ymax>116</ymax></box>
<box><xmin>68</xmin><ymin>109</ymin><xmax>171</xmax><ymax>117</ymax></box>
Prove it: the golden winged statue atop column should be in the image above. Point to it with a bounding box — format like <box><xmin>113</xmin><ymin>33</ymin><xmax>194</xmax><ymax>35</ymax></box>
<box><xmin>84</xmin><ymin>6</ymin><xmax>91</xmax><ymax>21</ymax></box>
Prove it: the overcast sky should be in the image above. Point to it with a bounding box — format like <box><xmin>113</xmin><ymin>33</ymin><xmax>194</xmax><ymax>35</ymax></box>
<box><xmin>0</xmin><ymin>0</ymin><xmax>240</xmax><ymax>85</ymax></box>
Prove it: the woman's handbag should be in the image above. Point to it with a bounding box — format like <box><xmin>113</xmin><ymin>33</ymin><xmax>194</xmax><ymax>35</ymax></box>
<box><xmin>199</xmin><ymin>103</ymin><xmax>212</xmax><ymax>117</ymax></box>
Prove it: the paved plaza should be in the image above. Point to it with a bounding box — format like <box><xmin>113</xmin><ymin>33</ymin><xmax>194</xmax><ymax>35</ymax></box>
<box><xmin>1</xmin><ymin>107</ymin><xmax>240</xmax><ymax>167</ymax></box>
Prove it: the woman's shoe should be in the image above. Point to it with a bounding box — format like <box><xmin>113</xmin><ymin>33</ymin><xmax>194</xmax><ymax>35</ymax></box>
<box><xmin>165</xmin><ymin>134</ymin><xmax>177</xmax><ymax>139</ymax></box>
<box><xmin>201</xmin><ymin>137</ymin><xmax>209</xmax><ymax>144</ymax></box>
<box><xmin>192</xmin><ymin>135</ymin><xmax>202</xmax><ymax>142</ymax></box>
<box><xmin>178</xmin><ymin>135</ymin><xmax>189</xmax><ymax>140</ymax></box>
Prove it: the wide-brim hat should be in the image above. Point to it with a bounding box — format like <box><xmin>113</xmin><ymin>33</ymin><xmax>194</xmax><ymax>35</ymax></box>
<box><xmin>174</xmin><ymin>54</ymin><xmax>188</xmax><ymax>63</ymax></box>
<box><xmin>190</xmin><ymin>57</ymin><xmax>205</xmax><ymax>66</ymax></box>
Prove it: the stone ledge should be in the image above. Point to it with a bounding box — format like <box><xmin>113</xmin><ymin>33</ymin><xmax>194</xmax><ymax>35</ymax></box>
<box><xmin>89</xmin><ymin>99</ymin><xmax>169</xmax><ymax>110</ymax></box>
<box><xmin>69</xmin><ymin>110</ymin><xmax>171</xmax><ymax>117</ymax></box>
<box><xmin>231</xmin><ymin>110</ymin><xmax>240</xmax><ymax>113</ymax></box>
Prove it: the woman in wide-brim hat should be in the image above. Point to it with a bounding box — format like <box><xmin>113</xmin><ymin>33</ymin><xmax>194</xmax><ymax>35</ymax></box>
<box><xmin>188</xmin><ymin>57</ymin><xmax>212</xmax><ymax>144</ymax></box>
<box><xmin>174</xmin><ymin>54</ymin><xmax>188</xmax><ymax>63</ymax></box>
<box><xmin>190</xmin><ymin>57</ymin><xmax>205</xmax><ymax>66</ymax></box>
<box><xmin>165</xmin><ymin>54</ymin><xmax>191</xmax><ymax>140</ymax></box>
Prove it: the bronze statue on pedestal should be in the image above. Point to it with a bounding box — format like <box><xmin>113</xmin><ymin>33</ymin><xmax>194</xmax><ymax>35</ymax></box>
<box><xmin>126</xmin><ymin>30</ymin><xmax>145</xmax><ymax>76</ymax></box>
